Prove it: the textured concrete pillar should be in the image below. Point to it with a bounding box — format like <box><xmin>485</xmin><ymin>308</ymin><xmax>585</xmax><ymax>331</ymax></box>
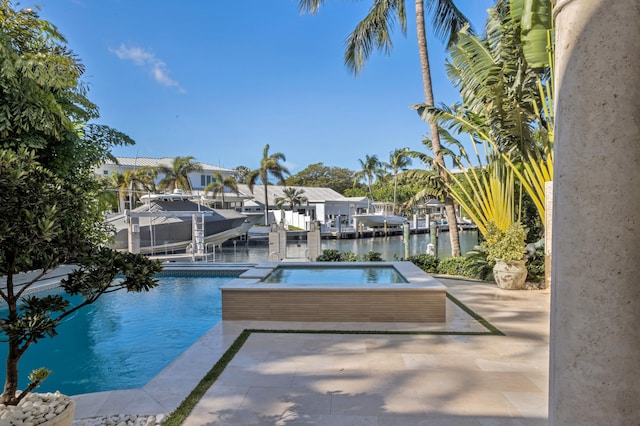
<box><xmin>550</xmin><ymin>1</ymin><xmax>640</xmax><ymax>424</ymax></box>
<box><xmin>126</xmin><ymin>213</ymin><xmax>140</xmax><ymax>254</ymax></box>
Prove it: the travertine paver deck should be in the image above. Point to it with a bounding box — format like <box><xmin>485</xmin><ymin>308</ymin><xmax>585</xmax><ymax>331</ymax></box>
<box><xmin>73</xmin><ymin>278</ymin><xmax>550</xmax><ymax>425</ymax></box>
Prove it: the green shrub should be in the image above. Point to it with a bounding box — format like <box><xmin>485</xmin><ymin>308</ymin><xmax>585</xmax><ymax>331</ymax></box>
<box><xmin>316</xmin><ymin>249</ymin><xmax>342</xmax><ymax>261</ymax></box>
<box><xmin>362</xmin><ymin>251</ymin><xmax>383</xmax><ymax>261</ymax></box>
<box><xmin>409</xmin><ymin>254</ymin><xmax>439</xmax><ymax>273</ymax></box>
<box><xmin>464</xmin><ymin>246</ymin><xmax>495</xmax><ymax>280</ymax></box>
<box><xmin>526</xmin><ymin>242</ymin><xmax>546</xmax><ymax>283</ymax></box>
<box><xmin>316</xmin><ymin>249</ymin><xmax>359</xmax><ymax>262</ymax></box>
<box><xmin>437</xmin><ymin>256</ymin><xmax>473</xmax><ymax>276</ymax></box>
<box><xmin>341</xmin><ymin>251</ymin><xmax>360</xmax><ymax>262</ymax></box>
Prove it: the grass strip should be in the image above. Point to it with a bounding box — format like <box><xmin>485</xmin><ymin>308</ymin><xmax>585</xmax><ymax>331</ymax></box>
<box><xmin>446</xmin><ymin>292</ymin><xmax>505</xmax><ymax>336</ymax></box>
<box><xmin>163</xmin><ymin>294</ymin><xmax>503</xmax><ymax>424</ymax></box>
<box><xmin>162</xmin><ymin>329</ymin><xmax>251</xmax><ymax>426</ymax></box>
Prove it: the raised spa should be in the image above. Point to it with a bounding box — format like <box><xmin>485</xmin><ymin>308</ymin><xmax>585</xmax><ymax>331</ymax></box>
<box><xmin>221</xmin><ymin>262</ymin><xmax>447</xmax><ymax>322</ymax></box>
<box><xmin>261</xmin><ymin>265</ymin><xmax>408</xmax><ymax>284</ymax></box>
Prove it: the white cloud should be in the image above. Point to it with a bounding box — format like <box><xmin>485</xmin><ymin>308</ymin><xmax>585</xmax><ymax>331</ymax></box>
<box><xmin>111</xmin><ymin>44</ymin><xmax>185</xmax><ymax>93</ymax></box>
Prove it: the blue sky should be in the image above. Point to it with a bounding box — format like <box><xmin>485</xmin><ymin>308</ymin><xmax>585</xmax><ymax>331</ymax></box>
<box><xmin>35</xmin><ymin>0</ymin><xmax>494</xmax><ymax>173</ymax></box>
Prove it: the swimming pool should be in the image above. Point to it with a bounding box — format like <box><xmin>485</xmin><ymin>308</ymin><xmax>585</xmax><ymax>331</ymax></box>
<box><xmin>0</xmin><ymin>272</ymin><xmax>239</xmax><ymax>396</ymax></box>
<box><xmin>261</xmin><ymin>265</ymin><xmax>408</xmax><ymax>284</ymax></box>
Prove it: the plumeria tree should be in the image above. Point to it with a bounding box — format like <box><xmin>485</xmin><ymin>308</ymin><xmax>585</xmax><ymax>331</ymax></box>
<box><xmin>0</xmin><ymin>1</ymin><xmax>161</xmax><ymax>405</ymax></box>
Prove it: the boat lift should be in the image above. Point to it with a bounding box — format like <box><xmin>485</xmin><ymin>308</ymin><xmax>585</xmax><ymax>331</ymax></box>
<box><xmin>125</xmin><ymin>209</ymin><xmax>211</xmax><ymax>260</ymax></box>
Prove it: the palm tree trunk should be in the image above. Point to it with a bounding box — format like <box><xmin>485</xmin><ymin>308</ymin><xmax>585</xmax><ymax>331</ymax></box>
<box><xmin>393</xmin><ymin>174</ymin><xmax>398</xmax><ymax>214</ymax></box>
<box><xmin>263</xmin><ymin>181</ymin><xmax>270</xmax><ymax>225</ymax></box>
<box><xmin>415</xmin><ymin>0</ymin><xmax>461</xmax><ymax>256</ymax></box>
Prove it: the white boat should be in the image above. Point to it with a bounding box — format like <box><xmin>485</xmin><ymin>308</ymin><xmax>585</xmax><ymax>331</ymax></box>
<box><xmin>105</xmin><ymin>191</ymin><xmax>248</xmax><ymax>254</ymax></box>
<box><xmin>353</xmin><ymin>202</ymin><xmax>408</xmax><ymax>228</ymax></box>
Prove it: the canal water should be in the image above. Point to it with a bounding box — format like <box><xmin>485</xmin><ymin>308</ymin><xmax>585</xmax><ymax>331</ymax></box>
<box><xmin>213</xmin><ymin>230</ymin><xmax>480</xmax><ymax>262</ymax></box>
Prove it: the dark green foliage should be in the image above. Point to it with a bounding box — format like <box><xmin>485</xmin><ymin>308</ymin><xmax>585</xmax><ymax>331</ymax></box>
<box><xmin>362</xmin><ymin>251</ymin><xmax>383</xmax><ymax>262</ymax></box>
<box><xmin>525</xmin><ymin>244</ymin><xmax>545</xmax><ymax>283</ymax></box>
<box><xmin>316</xmin><ymin>249</ymin><xmax>343</xmax><ymax>261</ymax></box>
<box><xmin>464</xmin><ymin>246</ymin><xmax>495</xmax><ymax>281</ymax></box>
<box><xmin>341</xmin><ymin>252</ymin><xmax>360</xmax><ymax>262</ymax></box>
<box><xmin>436</xmin><ymin>256</ymin><xmax>473</xmax><ymax>276</ymax></box>
<box><xmin>0</xmin><ymin>1</ymin><xmax>159</xmax><ymax>406</ymax></box>
<box><xmin>0</xmin><ymin>149</ymin><xmax>162</xmax><ymax>405</ymax></box>
<box><xmin>284</xmin><ymin>162</ymin><xmax>355</xmax><ymax>194</ymax></box>
<box><xmin>409</xmin><ymin>254</ymin><xmax>439</xmax><ymax>273</ymax></box>
<box><xmin>316</xmin><ymin>249</ymin><xmax>359</xmax><ymax>262</ymax></box>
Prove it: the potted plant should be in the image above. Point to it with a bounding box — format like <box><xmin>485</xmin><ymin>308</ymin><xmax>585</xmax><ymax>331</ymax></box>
<box><xmin>482</xmin><ymin>222</ymin><xmax>528</xmax><ymax>289</ymax></box>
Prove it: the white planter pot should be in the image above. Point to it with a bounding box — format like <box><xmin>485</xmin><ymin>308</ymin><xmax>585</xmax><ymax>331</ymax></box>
<box><xmin>493</xmin><ymin>259</ymin><xmax>528</xmax><ymax>290</ymax></box>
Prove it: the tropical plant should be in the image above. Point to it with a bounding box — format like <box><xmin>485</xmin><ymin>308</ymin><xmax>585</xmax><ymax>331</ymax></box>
<box><xmin>299</xmin><ymin>0</ymin><xmax>472</xmax><ymax>256</ymax></box>
<box><xmin>204</xmin><ymin>171</ymin><xmax>239</xmax><ymax>208</ymax></box>
<box><xmin>0</xmin><ymin>1</ymin><xmax>161</xmax><ymax>406</ymax></box>
<box><xmin>275</xmin><ymin>187</ymin><xmax>308</xmax><ymax>210</ymax></box>
<box><xmin>419</xmin><ymin>0</ymin><xmax>554</xmax><ymax>225</ymax></box>
<box><xmin>482</xmin><ymin>221</ymin><xmax>526</xmax><ymax>262</ymax></box>
<box><xmin>353</xmin><ymin>154</ymin><xmax>384</xmax><ymax>200</ymax></box>
<box><xmin>247</xmin><ymin>144</ymin><xmax>290</xmax><ymax>224</ymax></box>
<box><xmin>445</xmin><ymin>148</ymin><xmax>518</xmax><ymax>237</ymax></box>
<box><xmin>464</xmin><ymin>246</ymin><xmax>495</xmax><ymax>280</ymax></box>
<box><xmin>156</xmin><ymin>156</ymin><xmax>202</xmax><ymax>194</ymax></box>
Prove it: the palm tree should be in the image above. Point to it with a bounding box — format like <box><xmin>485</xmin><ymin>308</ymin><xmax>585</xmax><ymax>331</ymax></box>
<box><xmin>275</xmin><ymin>187</ymin><xmax>308</xmax><ymax>210</ymax></box>
<box><xmin>204</xmin><ymin>171</ymin><xmax>239</xmax><ymax>208</ymax></box>
<box><xmin>247</xmin><ymin>144</ymin><xmax>290</xmax><ymax>225</ymax></box>
<box><xmin>384</xmin><ymin>148</ymin><xmax>412</xmax><ymax>214</ymax></box>
<box><xmin>299</xmin><ymin>0</ymin><xmax>469</xmax><ymax>256</ymax></box>
<box><xmin>354</xmin><ymin>154</ymin><xmax>383</xmax><ymax>201</ymax></box>
<box><xmin>111</xmin><ymin>166</ymin><xmax>157</xmax><ymax>211</ymax></box>
<box><xmin>234</xmin><ymin>165</ymin><xmax>251</xmax><ymax>184</ymax></box>
<box><xmin>156</xmin><ymin>156</ymin><xmax>202</xmax><ymax>194</ymax></box>
<box><xmin>109</xmin><ymin>171</ymin><xmax>126</xmax><ymax>213</ymax></box>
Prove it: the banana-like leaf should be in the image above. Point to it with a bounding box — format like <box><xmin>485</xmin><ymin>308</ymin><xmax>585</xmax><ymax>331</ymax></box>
<box><xmin>510</xmin><ymin>0</ymin><xmax>553</xmax><ymax>68</ymax></box>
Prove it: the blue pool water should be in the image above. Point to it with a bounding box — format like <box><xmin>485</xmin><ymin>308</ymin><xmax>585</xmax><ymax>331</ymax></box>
<box><xmin>262</xmin><ymin>266</ymin><xmax>407</xmax><ymax>284</ymax></box>
<box><xmin>0</xmin><ymin>272</ymin><xmax>238</xmax><ymax>396</ymax></box>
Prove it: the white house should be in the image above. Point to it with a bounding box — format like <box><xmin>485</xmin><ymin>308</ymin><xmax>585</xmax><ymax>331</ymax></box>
<box><xmin>235</xmin><ymin>184</ymin><xmax>369</xmax><ymax>228</ymax></box>
<box><xmin>95</xmin><ymin>157</ymin><xmax>236</xmax><ymax>192</ymax></box>
<box><xmin>96</xmin><ymin>157</ymin><xmax>372</xmax><ymax>228</ymax></box>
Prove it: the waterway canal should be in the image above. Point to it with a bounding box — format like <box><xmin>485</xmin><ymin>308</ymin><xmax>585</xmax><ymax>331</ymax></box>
<box><xmin>213</xmin><ymin>230</ymin><xmax>480</xmax><ymax>262</ymax></box>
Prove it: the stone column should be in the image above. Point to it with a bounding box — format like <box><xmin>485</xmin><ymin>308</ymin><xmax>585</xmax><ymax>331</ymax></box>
<box><xmin>550</xmin><ymin>1</ymin><xmax>640</xmax><ymax>424</ymax></box>
<box><xmin>126</xmin><ymin>211</ymin><xmax>140</xmax><ymax>254</ymax></box>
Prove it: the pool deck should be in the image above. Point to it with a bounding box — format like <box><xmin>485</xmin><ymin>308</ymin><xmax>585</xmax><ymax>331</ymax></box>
<box><xmin>72</xmin><ymin>277</ymin><xmax>550</xmax><ymax>425</ymax></box>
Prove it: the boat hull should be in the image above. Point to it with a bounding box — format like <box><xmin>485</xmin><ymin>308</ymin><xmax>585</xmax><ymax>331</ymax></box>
<box><xmin>106</xmin><ymin>200</ymin><xmax>247</xmax><ymax>254</ymax></box>
<box><xmin>353</xmin><ymin>214</ymin><xmax>407</xmax><ymax>228</ymax></box>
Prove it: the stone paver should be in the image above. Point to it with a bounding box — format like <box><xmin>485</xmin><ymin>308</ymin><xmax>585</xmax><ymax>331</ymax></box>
<box><xmin>72</xmin><ymin>278</ymin><xmax>550</xmax><ymax>425</ymax></box>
